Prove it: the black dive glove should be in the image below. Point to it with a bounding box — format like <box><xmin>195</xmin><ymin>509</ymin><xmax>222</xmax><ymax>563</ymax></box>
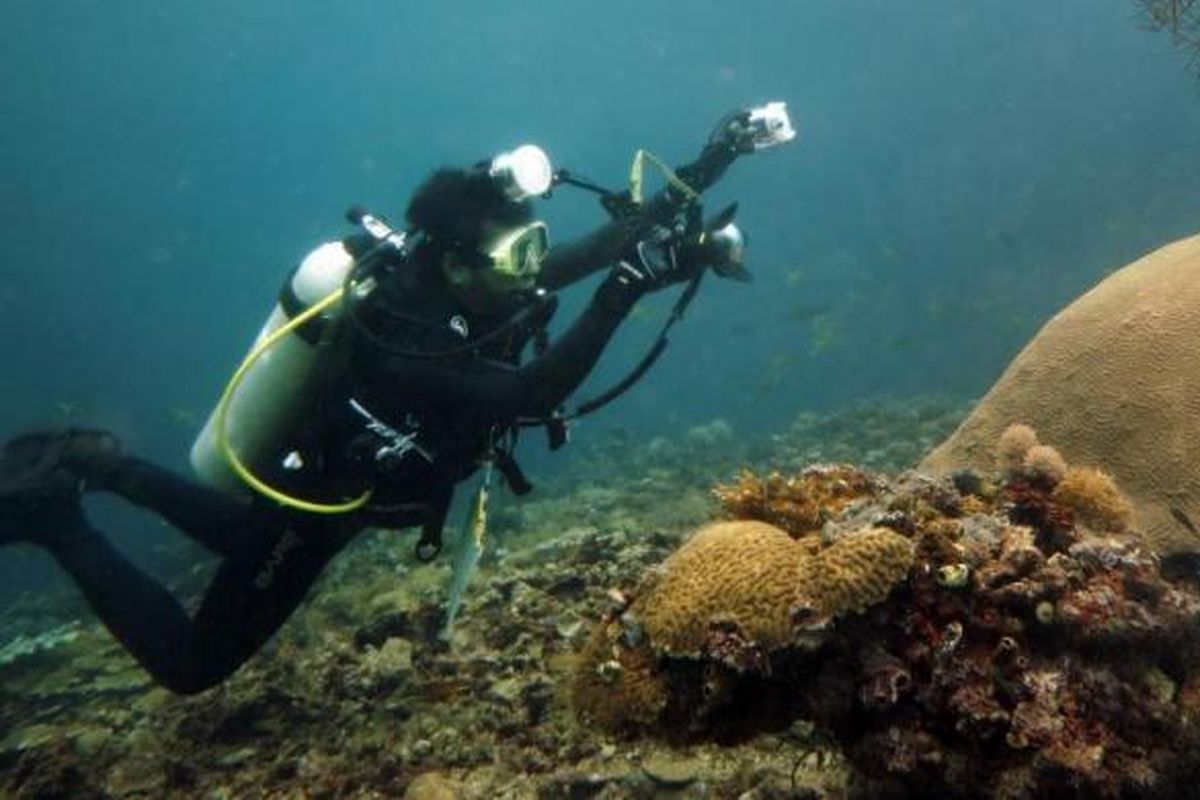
<box><xmin>596</xmin><ymin>225</ymin><xmax>698</xmax><ymax>310</ymax></box>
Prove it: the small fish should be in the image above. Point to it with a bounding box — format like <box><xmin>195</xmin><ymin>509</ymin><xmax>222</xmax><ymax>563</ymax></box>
<box><xmin>783</xmin><ymin>302</ymin><xmax>830</xmax><ymax>325</ymax></box>
<box><xmin>782</xmin><ymin>266</ymin><xmax>806</xmax><ymax>287</ymax></box>
<box><xmin>167</xmin><ymin>406</ymin><xmax>200</xmax><ymax>429</ymax></box>
<box><xmin>807</xmin><ymin>313</ymin><xmax>839</xmax><ymax>356</ymax></box>
<box><xmin>627</xmin><ymin>304</ymin><xmax>654</xmax><ymax>324</ymax></box>
<box><xmin>54</xmin><ymin>401</ymin><xmax>75</xmax><ymax>423</ymax></box>
<box><xmin>752</xmin><ymin>352</ymin><xmax>792</xmax><ymax>396</ymax></box>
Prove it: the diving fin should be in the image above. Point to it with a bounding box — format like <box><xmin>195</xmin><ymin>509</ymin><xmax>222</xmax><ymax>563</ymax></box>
<box><xmin>0</xmin><ymin>432</ymin><xmax>88</xmax><ymax>546</ymax></box>
<box><xmin>3</xmin><ymin>429</ymin><xmax>122</xmax><ymax>489</ymax></box>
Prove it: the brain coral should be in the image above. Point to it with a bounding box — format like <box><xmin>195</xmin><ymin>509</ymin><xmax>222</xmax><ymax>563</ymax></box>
<box><xmin>631</xmin><ymin>521</ymin><xmax>913</xmax><ymax>659</ymax></box>
<box><xmin>803</xmin><ymin>528</ymin><xmax>917</xmax><ymax>617</ymax></box>
<box><xmin>633</xmin><ymin>520</ymin><xmax>813</xmax><ymax>658</ymax></box>
<box><xmin>921</xmin><ymin>232</ymin><xmax>1200</xmax><ymax>554</ymax></box>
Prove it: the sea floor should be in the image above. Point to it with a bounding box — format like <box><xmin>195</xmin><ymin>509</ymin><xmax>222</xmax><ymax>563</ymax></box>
<box><xmin>0</xmin><ymin>397</ymin><xmax>968</xmax><ymax>799</ymax></box>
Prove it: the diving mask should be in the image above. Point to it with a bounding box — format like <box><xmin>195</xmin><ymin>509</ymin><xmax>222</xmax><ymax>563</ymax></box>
<box><xmin>484</xmin><ymin>221</ymin><xmax>549</xmax><ymax>287</ymax></box>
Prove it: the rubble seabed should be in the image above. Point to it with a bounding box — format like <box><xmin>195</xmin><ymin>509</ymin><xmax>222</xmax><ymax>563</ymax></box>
<box><xmin>21</xmin><ymin>399</ymin><xmax>1200</xmax><ymax>798</ymax></box>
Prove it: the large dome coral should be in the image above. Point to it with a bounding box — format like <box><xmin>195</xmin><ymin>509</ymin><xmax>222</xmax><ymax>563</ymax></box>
<box><xmin>922</xmin><ymin>233</ymin><xmax>1200</xmax><ymax>555</ymax></box>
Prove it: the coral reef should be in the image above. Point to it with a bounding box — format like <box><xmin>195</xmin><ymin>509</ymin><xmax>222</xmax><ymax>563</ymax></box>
<box><xmin>8</xmin><ymin>395</ymin><xmax>1197</xmax><ymax>798</ymax></box>
<box><xmin>576</xmin><ymin>448</ymin><xmax>1200</xmax><ymax>798</ymax></box>
<box><xmin>638</xmin><ymin>521</ymin><xmax>914</xmax><ymax>660</ymax></box>
<box><xmin>921</xmin><ymin>232</ymin><xmax>1200</xmax><ymax>555</ymax></box>
<box><xmin>804</xmin><ymin>528</ymin><xmax>915</xmax><ymax>617</ymax></box>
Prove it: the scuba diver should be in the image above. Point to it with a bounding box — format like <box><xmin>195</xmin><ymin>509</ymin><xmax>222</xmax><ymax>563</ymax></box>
<box><xmin>0</xmin><ymin>103</ymin><xmax>795</xmax><ymax>694</ymax></box>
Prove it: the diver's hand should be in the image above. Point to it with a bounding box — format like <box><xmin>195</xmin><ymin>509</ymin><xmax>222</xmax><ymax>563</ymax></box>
<box><xmin>709</xmin><ymin>102</ymin><xmax>797</xmax><ymax>155</ymax></box>
<box><xmin>596</xmin><ymin>228</ymin><xmax>697</xmax><ymax>309</ymax></box>
<box><xmin>619</xmin><ymin>227</ymin><xmax>698</xmax><ymax>290</ymax></box>
<box><xmin>708</xmin><ymin>110</ymin><xmax>758</xmax><ymax>155</ymax></box>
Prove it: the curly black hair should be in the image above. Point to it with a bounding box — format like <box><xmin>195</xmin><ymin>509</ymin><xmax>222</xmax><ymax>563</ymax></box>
<box><xmin>405</xmin><ymin>166</ymin><xmax>534</xmax><ymax>259</ymax></box>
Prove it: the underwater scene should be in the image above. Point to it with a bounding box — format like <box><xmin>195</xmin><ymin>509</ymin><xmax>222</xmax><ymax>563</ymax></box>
<box><xmin>4</xmin><ymin>1</ymin><xmax>1200</xmax><ymax>797</ymax></box>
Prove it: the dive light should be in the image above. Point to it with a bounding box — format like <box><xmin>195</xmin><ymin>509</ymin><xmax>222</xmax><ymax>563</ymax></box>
<box><xmin>489</xmin><ymin>144</ymin><xmax>554</xmax><ymax>201</ymax></box>
<box><xmin>681</xmin><ymin>203</ymin><xmax>752</xmax><ymax>282</ymax></box>
<box><xmin>706</xmin><ymin>220</ymin><xmax>749</xmax><ymax>281</ymax></box>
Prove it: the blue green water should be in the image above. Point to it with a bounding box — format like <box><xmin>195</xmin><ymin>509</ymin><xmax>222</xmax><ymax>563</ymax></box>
<box><xmin>2</xmin><ymin>0</ymin><xmax>1198</xmax><ymax>593</ymax></box>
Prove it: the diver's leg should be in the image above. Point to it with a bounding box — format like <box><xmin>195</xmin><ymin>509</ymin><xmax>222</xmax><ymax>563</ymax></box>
<box><xmin>47</xmin><ymin>514</ymin><xmax>203</xmax><ymax>689</ymax></box>
<box><xmin>48</xmin><ymin>503</ymin><xmax>359</xmax><ymax>694</ymax></box>
<box><xmin>178</xmin><ymin>511</ymin><xmax>359</xmax><ymax>692</ymax></box>
<box><xmin>0</xmin><ymin>429</ymin><xmax>248</xmax><ymax>557</ymax></box>
<box><xmin>99</xmin><ymin>456</ymin><xmax>251</xmax><ymax>558</ymax></box>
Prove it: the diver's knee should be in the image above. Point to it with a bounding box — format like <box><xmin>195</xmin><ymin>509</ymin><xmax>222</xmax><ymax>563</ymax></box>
<box><xmin>158</xmin><ymin>661</ymin><xmax>237</xmax><ymax>695</ymax></box>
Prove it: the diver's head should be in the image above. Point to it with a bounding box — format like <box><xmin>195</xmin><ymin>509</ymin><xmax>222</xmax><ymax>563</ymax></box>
<box><xmin>406</xmin><ymin>165</ymin><xmax>550</xmax><ymax>312</ymax></box>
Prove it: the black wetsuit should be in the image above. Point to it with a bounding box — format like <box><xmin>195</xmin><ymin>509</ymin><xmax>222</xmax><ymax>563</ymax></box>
<box><xmin>40</xmin><ymin>141</ymin><xmax>740</xmax><ymax>694</ymax></box>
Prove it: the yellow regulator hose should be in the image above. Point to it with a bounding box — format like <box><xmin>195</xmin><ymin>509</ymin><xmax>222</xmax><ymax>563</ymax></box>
<box><xmin>628</xmin><ymin>149</ymin><xmax>700</xmax><ymax>206</ymax></box>
<box><xmin>215</xmin><ymin>286</ymin><xmax>372</xmax><ymax>514</ymax></box>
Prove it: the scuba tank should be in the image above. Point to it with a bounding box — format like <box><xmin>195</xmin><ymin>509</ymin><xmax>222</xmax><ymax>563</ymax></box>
<box><xmin>190</xmin><ymin>241</ymin><xmax>356</xmax><ymax>495</ymax></box>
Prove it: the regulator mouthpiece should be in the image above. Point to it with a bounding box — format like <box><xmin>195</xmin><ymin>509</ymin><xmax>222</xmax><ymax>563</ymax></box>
<box><xmin>746</xmin><ymin>101</ymin><xmax>796</xmax><ymax>151</ymax></box>
<box><xmin>489</xmin><ymin>144</ymin><xmax>553</xmax><ymax>201</ymax></box>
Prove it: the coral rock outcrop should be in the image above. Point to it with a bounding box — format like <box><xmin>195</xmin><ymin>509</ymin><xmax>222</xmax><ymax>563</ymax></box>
<box><xmin>577</xmin><ymin>458</ymin><xmax>1200</xmax><ymax>798</ymax></box>
<box><xmin>573</xmin><ymin>510</ymin><xmax>914</xmax><ymax>733</ymax></box>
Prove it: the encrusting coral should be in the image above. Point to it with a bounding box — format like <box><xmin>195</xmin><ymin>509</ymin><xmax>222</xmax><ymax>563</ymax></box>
<box><xmin>711</xmin><ymin>465</ymin><xmax>878</xmax><ymax>537</ymax></box>
<box><xmin>1022</xmin><ymin>443</ymin><xmax>1068</xmax><ymax>485</ymax></box>
<box><xmin>570</xmin><ymin>611</ymin><xmax>670</xmax><ymax>733</ymax></box>
<box><xmin>997</xmin><ymin>422</ymin><xmax>1039</xmax><ymax>472</ymax></box>
<box><xmin>921</xmin><ymin>232</ymin><xmax>1200</xmax><ymax>555</ymax></box>
<box><xmin>1052</xmin><ymin>465</ymin><xmax>1133</xmax><ymax>532</ymax></box>
<box><xmin>575</xmin><ymin>434</ymin><xmax>1200</xmax><ymax>798</ymax></box>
